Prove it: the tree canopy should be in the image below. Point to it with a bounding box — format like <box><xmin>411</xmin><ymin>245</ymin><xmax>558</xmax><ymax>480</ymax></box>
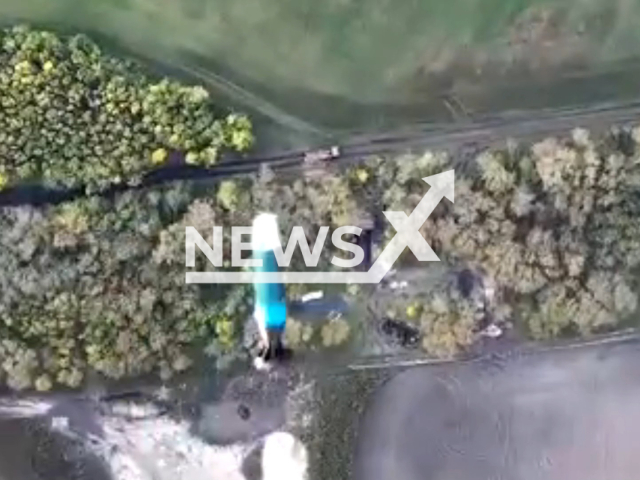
<box><xmin>360</xmin><ymin>126</ymin><xmax>640</xmax><ymax>352</ymax></box>
<box><xmin>2</xmin><ymin>32</ymin><xmax>640</xmax><ymax>388</ymax></box>
<box><xmin>0</xmin><ymin>25</ymin><xmax>253</xmax><ymax>193</ymax></box>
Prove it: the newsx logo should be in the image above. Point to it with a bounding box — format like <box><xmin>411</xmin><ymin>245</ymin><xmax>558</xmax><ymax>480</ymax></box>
<box><xmin>185</xmin><ymin>170</ymin><xmax>454</xmax><ymax>284</ymax></box>
<box><xmin>186</xmin><ymin>223</ymin><xmax>365</xmax><ymax>270</ymax></box>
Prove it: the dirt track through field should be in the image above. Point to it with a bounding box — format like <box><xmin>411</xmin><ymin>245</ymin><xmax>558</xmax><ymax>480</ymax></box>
<box><xmin>3</xmin><ymin>99</ymin><xmax>640</xmax><ymax>208</ymax></box>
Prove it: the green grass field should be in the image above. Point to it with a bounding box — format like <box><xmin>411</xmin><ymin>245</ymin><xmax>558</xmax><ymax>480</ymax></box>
<box><xmin>2</xmin><ymin>0</ymin><xmax>640</xmax><ymax>137</ymax></box>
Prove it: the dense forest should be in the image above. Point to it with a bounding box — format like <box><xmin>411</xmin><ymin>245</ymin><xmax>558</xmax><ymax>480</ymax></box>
<box><xmin>0</xmin><ymin>25</ymin><xmax>253</xmax><ymax>193</ymax></box>
<box><xmin>369</xmin><ymin>127</ymin><xmax>640</xmax><ymax>356</ymax></box>
<box><xmin>1</xmin><ymin>26</ymin><xmax>640</xmax><ymax>390</ymax></box>
<box><xmin>3</xmin><ymin>125</ymin><xmax>640</xmax><ymax>388</ymax></box>
<box><xmin>0</xmin><ymin>173</ymin><xmax>361</xmax><ymax>390</ymax></box>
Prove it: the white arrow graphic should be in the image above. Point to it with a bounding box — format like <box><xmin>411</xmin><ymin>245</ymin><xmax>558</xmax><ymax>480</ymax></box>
<box><xmin>364</xmin><ymin>169</ymin><xmax>454</xmax><ymax>283</ymax></box>
<box><xmin>186</xmin><ymin>170</ymin><xmax>454</xmax><ymax>284</ymax></box>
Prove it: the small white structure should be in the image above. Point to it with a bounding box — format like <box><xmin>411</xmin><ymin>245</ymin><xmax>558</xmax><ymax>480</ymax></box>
<box><xmin>301</xmin><ymin>291</ymin><xmax>324</xmax><ymax>303</ymax></box>
<box><xmin>481</xmin><ymin>324</ymin><xmax>503</xmax><ymax>339</ymax></box>
<box><xmin>51</xmin><ymin>416</ymin><xmax>70</xmax><ymax>431</ymax></box>
<box><xmin>389</xmin><ymin>280</ymin><xmax>408</xmax><ymax>291</ymax></box>
<box><xmin>262</xmin><ymin>431</ymin><xmax>308</xmax><ymax>480</ymax></box>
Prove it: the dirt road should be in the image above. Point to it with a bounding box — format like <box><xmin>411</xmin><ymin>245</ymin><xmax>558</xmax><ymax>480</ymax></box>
<box><xmin>4</xmin><ymin>99</ymin><xmax>640</xmax><ymax>208</ymax></box>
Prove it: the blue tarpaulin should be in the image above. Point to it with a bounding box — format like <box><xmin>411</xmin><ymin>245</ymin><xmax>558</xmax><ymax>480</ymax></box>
<box><xmin>254</xmin><ymin>249</ymin><xmax>287</xmax><ymax>330</ymax></box>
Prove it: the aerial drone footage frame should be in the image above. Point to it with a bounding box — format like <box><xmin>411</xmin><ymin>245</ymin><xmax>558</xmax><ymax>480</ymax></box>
<box><xmin>2</xmin><ymin>0</ymin><xmax>640</xmax><ymax>479</ymax></box>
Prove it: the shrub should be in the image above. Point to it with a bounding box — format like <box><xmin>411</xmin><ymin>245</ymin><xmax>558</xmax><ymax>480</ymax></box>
<box><xmin>420</xmin><ymin>297</ymin><xmax>476</xmax><ymax>358</ymax></box>
<box><xmin>320</xmin><ymin>318</ymin><xmax>351</xmax><ymax>347</ymax></box>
